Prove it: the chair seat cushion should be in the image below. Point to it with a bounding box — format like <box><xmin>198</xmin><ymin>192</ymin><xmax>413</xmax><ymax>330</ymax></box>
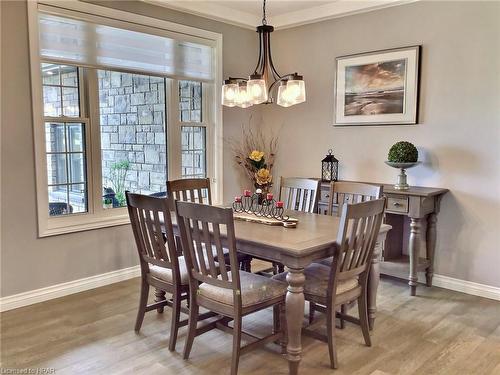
<box><xmin>149</xmin><ymin>256</ymin><xmax>189</xmax><ymax>285</ymax></box>
<box><xmin>272</xmin><ymin>263</ymin><xmax>358</xmax><ymax>298</ymax></box>
<box><xmin>198</xmin><ymin>271</ymin><xmax>287</xmax><ymax>307</ymax></box>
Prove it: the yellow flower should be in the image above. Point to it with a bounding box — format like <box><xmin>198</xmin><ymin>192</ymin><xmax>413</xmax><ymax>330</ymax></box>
<box><xmin>249</xmin><ymin>150</ymin><xmax>265</xmax><ymax>162</ymax></box>
<box><xmin>255</xmin><ymin>168</ymin><xmax>272</xmax><ymax>185</ymax></box>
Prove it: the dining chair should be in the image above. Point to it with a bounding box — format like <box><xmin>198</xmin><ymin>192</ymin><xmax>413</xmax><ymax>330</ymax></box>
<box><xmin>167</xmin><ymin>177</ymin><xmax>212</xmax><ymax>204</ymax></box>
<box><xmin>265</xmin><ymin>177</ymin><xmax>321</xmax><ymax>274</ymax></box>
<box><xmin>279</xmin><ymin>177</ymin><xmax>320</xmax><ymax>213</ymax></box>
<box><xmin>314</xmin><ymin>181</ymin><xmax>384</xmax><ymax>326</ymax></box>
<box><xmin>273</xmin><ymin>197</ymin><xmax>386</xmax><ymax>369</ymax></box>
<box><xmin>326</xmin><ymin>181</ymin><xmax>383</xmax><ymax>216</ymax></box>
<box><xmin>167</xmin><ymin>177</ymin><xmax>252</xmax><ymax>272</ymax></box>
<box><xmin>126</xmin><ymin>191</ymin><xmax>188</xmax><ymax>351</ymax></box>
<box><xmin>176</xmin><ymin>201</ymin><xmax>288</xmax><ymax>375</ymax></box>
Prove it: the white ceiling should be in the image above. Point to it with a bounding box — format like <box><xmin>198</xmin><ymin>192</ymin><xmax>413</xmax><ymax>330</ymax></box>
<box><xmin>147</xmin><ymin>0</ymin><xmax>416</xmax><ymax>29</ymax></box>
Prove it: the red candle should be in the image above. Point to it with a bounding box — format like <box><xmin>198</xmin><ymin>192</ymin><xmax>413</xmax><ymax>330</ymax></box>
<box><xmin>243</xmin><ymin>190</ymin><xmax>252</xmax><ymax>197</ymax></box>
<box><xmin>266</xmin><ymin>193</ymin><xmax>273</xmax><ymax>200</ymax></box>
<box><xmin>235</xmin><ymin>196</ymin><xmax>242</xmax><ymax>202</ymax></box>
<box><xmin>276</xmin><ymin>201</ymin><xmax>284</xmax><ymax>208</ymax></box>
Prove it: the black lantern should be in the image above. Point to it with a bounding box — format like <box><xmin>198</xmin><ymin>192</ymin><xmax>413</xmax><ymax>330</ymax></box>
<box><xmin>321</xmin><ymin>149</ymin><xmax>339</xmax><ymax>182</ymax></box>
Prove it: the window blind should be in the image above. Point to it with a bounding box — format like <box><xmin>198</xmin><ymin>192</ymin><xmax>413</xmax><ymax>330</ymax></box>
<box><xmin>38</xmin><ymin>13</ymin><xmax>214</xmax><ymax>82</ymax></box>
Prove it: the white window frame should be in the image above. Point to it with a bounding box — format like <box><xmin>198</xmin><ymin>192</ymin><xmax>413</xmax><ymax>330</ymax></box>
<box><xmin>28</xmin><ymin>0</ymin><xmax>223</xmax><ymax>237</ymax></box>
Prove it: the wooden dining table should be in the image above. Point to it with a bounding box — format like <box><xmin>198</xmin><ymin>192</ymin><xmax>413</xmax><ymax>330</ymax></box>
<box><xmin>170</xmin><ymin>209</ymin><xmax>391</xmax><ymax>375</ymax></box>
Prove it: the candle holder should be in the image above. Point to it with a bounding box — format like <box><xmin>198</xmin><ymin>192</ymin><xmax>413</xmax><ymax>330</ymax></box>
<box><xmin>233</xmin><ymin>191</ymin><xmax>290</xmax><ymax>222</ymax></box>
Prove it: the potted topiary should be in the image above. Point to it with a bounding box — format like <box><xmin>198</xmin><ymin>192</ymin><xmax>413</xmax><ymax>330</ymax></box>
<box><xmin>384</xmin><ymin>141</ymin><xmax>420</xmax><ymax>190</ymax></box>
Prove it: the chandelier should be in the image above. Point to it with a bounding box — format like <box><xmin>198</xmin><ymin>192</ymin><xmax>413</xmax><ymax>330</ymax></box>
<box><xmin>221</xmin><ymin>0</ymin><xmax>306</xmax><ymax>108</ymax></box>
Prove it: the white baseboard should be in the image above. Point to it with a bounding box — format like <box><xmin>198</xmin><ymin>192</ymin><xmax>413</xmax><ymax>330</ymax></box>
<box><xmin>0</xmin><ymin>265</ymin><xmax>141</xmax><ymax>312</ymax></box>
<box><xmin>433</xmin><ymin>274</ymin><xmax>500</xmax><ymax>301</ymax></box>
<box><xmin>1</xmin><ymin>267</ymin><xmax>498</xmax><ymax>313</ymax></box>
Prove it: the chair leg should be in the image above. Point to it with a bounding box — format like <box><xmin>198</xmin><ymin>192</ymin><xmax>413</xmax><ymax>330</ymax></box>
<box><xmin>309</xmin><ymin>302</ymin><xmax>316</xmax><ymax>324</ymax></box>
<box><xmin>183</xmin><ymin>294</ymin><xmax>199</xmax><ymax>360</ymax></box>
<box><xmin>279</xmin><ymin>303</ymin><xmax>287</xmax><ymax>354</ymax></box>
<box><xmin>273</xmin><ymin>305</ymin><xmax>280</xmax><ymax>336</ymax></box>
<box><xmin>155</xmin><ymin>288</ymin><xmax>166</xmax><ymax>313</ymax></box>
<box><xmin>358</xmin><ymin>293</ymin><xmax>372</xmax><ymax>347</ymax></box>
<box><xmin>231</xmin><ymin>315</ymin><xmax>242</xmax><ymax>375</ymax></box>
<box><xmin>168</xmin><ymin>291</ymin><xmax>181</xmax><ymax>351</ymax></box>
<box><xmin>326</xmin><ymin>308</ymin><xmax>338</xmax><ymax>369</ymax></box>
<box><xmin>135</xmin><ymin>279</ymin><xmax>149</xmax><ymax>332</ymax></box>
<box><xmin>339</xmin><ymin>304</ymin><xmax>346</xmax><ymax>329</ymax></box>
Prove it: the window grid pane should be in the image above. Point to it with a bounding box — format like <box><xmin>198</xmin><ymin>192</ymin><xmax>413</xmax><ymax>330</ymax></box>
<box><xmin>45</xmin><ymin>122</ymin><xmax>87</xmax><ymax>216</ymax></box>
<box><xmin>98</xmin><ymin>70</ymin><xmax>167</xmax><ymax>208</ymax></box>
<box><xmin>179</xmin><ymin>80</ymin><xmax>202</xmax><ymax>123</ymax></box>
<box><xmin>41</xmin><ymin>64</ymin><xmax>80</xmax><ymax>118</ymax></box>
<box><xmin>181</xmin><ymin>126</ymin><xmax>206</xmax><ymax>179</ymax></box>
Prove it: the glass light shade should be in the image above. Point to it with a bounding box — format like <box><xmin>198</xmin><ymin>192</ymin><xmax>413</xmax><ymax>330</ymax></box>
<box><xmin>277</xmin><ymin>84</ymin><xmax>292</xmax><ymax>107</ymax></box>
<box><xmin>286</xmin><ymin>80</ymin><xmax>306</xmax><ymax>104</ymax></box>
<box><xmin>236</xmin><ymin>85</ymin><xmax>253</xmax><ymax>108</ymax></box>
<box><xmin>222</xmin><ymin>83</ymin><xmax>239</xmax><ymax>107</ymax></box>
<box><xmin>247</xmin><ymin>79</ymin><xmax>268</xmax><ymax>104</ymax></box>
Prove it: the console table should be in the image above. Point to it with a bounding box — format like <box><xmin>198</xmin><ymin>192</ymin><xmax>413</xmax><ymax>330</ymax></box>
<box><xmin>317</xmin><ymin>181</ymin><xmax>448</xmax><ymax>296</ymax></box>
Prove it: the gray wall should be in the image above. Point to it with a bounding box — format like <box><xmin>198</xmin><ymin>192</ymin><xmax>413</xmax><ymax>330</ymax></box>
<box><xmin>264</xmin><ymin>1</ymin><xmax>500</xmax><ymax>287</ymax></box>
<box><xmin>0</xmin><ymin>0</ymin><xmax>259</xmax><ymax>297</ymax></box>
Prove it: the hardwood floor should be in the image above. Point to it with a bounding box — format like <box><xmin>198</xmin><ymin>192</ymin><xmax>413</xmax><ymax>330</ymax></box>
<box><xmin>1</xmin><ymin>274</ymin><xmax>499</xmax><ymax>375</ymax></box>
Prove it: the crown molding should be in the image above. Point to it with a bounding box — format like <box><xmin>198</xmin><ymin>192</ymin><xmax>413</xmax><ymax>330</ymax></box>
<box><xmin>145</xmin><ymin>0</ymin><xmax>418</xmax><ymax>30</ymax></box>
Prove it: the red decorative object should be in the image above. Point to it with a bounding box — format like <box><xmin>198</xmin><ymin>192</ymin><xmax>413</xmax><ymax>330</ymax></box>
<box><xmin>244</xmin><ymin>189</ymin><xmax>252</xmax><ymax>197</ymax></box>
<box><xmin>276</xmin><ymin>201</ymin><xmax>284</xmax><ymax>208</ymax></box>
<box><xmin>266</xmin><ymin>193</ymin><xmax>273</xmax><ymax>200</ymax></box>
<box><xmin>235</xmin><ymin>196</ymin><xmax>242</xmax><ymax>203</ymax></box>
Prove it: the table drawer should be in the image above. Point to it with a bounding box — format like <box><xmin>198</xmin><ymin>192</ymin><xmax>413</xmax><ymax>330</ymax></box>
<box><xmin>386</xmin><ymin>195</ymin><xmax>409</xmax><ymax>213</ymax></box>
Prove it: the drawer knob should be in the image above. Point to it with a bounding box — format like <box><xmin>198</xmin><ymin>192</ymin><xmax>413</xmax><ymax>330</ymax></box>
<box><xmin>393</xmin><ymin>202</ymin><xmax>401</xmax><ymax>207</ymax></box>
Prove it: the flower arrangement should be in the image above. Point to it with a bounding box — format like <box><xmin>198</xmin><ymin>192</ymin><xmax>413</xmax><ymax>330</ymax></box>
<box><xmin>229</xmin><ymin>121</ymin><xmax>278</xmax><ymax>193</ymax></box>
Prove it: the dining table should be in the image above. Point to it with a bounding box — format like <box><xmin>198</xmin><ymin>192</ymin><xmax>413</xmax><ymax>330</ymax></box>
<box><xmin>169</xmin><ymin>209</ymin><xmax>391</xmax><ymax>375</ymax></box>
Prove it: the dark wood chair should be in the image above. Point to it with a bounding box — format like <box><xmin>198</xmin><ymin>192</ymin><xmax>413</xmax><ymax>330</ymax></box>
<box><xmin>314</xmin><ymin>181</ymin><xmax>384</xmax><ymax>327</ymax></box>
<box><xmin>167</xmin><ymin>178</ymin><xmax>252</xmax><ymax>272</ymax></box>
<box><xmin>273</xmin><ymin>198</ymin><xmax>386</xmax><ymax>369</ymax></box>
<box><xmin>327</xmin><ymin>181</ymin><xmax>383</xmax><ymax>216</ymax></box>
<box><xmin>175</xmin><ymin>201</ymin><xmax>287</xmax><ymax>375</ymax></box>
<box><xmin>279</xmin><ymin>177</ymin><xmax>320</xmax><ymax>213</ymax></box>
<box><xmin>264</xmin><ymin>177</ymin><xmax>320</xmax><ymax>274</ymax></box>
<box><xmin>126</xmin><ymin>192</ymin><xmax>188</xmax><ymax>351</ymax></box>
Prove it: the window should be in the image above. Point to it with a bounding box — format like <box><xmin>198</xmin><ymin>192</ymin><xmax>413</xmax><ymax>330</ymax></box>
<box><xmin>29</xmin><ymin>2</ymin><xmax>222</xmax><ymax>236</ymax></box>
<box><xmin>98</xmin><ymin>70</ymin><xmax>167</xmax><ymax>208</ymax></box>
<box><xmin>42</xmin><ymin>64</ymin><xmax>88</xmax><ymax>216</ymax></box>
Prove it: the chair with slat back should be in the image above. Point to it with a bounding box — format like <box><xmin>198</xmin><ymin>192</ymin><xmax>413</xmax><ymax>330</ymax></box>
<box><xmin>279</xmin><ymin>177</ymin><xmax>320</xmax><ymax>213</ymax></box>
<box><xmin>316</xmin><ymin>181</ymin><xmax>384</xmax><ymax>327</ymax></box>
<box><xmin>176</xmin><ymin>201</ymin><xmax>288</xmax><ymax>375</ymax></box>
<box><xmin>126</xmin><ymin>192</ymin><xmax>187</xmax><ymax>351</ymax></box>
<box><xmin>167</xmin><ymin>178</ymin><xmax>252</xmax><ymax>272</ymax></box>
<box><xmin>327</xmin><ymin>181</ymin><xmax>383</xmax><ymax>216</ymax></box>
<box><xmin>167</xmin><ymin>178</ymin><xmax>212</xmax><ymax>205</ymax></box>
<box><xmin>273</xmin><ymin>198</ymin><xmax>386</xmax><ymax>369</ymax></box>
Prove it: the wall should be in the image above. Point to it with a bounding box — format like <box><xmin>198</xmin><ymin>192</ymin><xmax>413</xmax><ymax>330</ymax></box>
<box><xmin>0</xmin><ymin>0</ymin><xmax>259</xmax><ymax>297</ymax></box>
<box><xmin>264</xmin><ymin>1</ymin><xmax>500</xmax><ymax>287</ymax></box>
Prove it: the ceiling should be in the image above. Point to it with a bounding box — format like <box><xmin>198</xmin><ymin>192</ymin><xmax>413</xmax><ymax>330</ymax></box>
<box><xmin>147</xmin><ymin>0</ymin><xmax>416</xmax><ymax>29</ymax></box>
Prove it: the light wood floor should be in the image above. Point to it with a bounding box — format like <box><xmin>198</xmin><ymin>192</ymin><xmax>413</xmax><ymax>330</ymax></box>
<box><xmin>1</xmin><ymin>272</ymin><xmax>500</xmax><ymax>375</ymax></box>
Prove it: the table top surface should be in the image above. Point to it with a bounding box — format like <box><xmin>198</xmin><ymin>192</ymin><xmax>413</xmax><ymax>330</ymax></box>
<box><xmin>171</xmin><ymin>209</ymin><xmax>391</xmax><ymax>259</ymax></box>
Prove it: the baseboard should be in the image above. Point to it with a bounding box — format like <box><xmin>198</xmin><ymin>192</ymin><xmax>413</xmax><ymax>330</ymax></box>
<box><xmin>0</xmin><ymin>265</ymin><xmax>141</xmax><ymax>312</ymax></box>
<box><xmin>433</xmin><ymin>274</ymin><xmax>500</xmax><ymax>301</ymax></box>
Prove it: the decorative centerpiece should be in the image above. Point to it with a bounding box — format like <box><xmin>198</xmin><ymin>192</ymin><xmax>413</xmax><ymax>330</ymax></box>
<box><xmin>321</xmin><ymin>149</ymin><xmax>339</xmax><ymax>182</ymax></box>
<box><xmin>385</xmin><ymin>141</ymin><xmax>420</xmax><ymax>190</ymax></box>
<box><xmin>232</xmin><ymin>189</ymin><xmax>297</xmax><ymax>228</ymax></box>
<box><xmin>229</xmin><ymin>121</ymin><xmax>278</xmax><ymax>194</ymax></box>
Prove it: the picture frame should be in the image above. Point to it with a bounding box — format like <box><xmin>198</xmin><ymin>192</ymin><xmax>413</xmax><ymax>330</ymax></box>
<box><xmin>334</xmin><ymin>45</ymin><xmax>421</xmax><ymax>126</ymax></box>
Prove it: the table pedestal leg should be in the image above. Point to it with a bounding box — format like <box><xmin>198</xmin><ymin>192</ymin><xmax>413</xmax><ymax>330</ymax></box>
<box><xmin>155</xmin><ymin>288</ymin><xmax>166</xmax><ymax>313</ymax></box>
<box><xmin>409</xmin><ymin>218</ymin><xmax>421</xmax><ymax>296</ymax></box>
<box><xmin>286</xmin><ymin>267</ymin><xmax>306</xmax><ymax>375</ymax></box>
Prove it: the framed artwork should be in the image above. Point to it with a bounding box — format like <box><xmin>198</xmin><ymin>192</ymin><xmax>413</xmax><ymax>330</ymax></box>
<box><xmin>334</xmin><ymin>45</ymin><xmax>421</xmax><ymax>126</ymax></box>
